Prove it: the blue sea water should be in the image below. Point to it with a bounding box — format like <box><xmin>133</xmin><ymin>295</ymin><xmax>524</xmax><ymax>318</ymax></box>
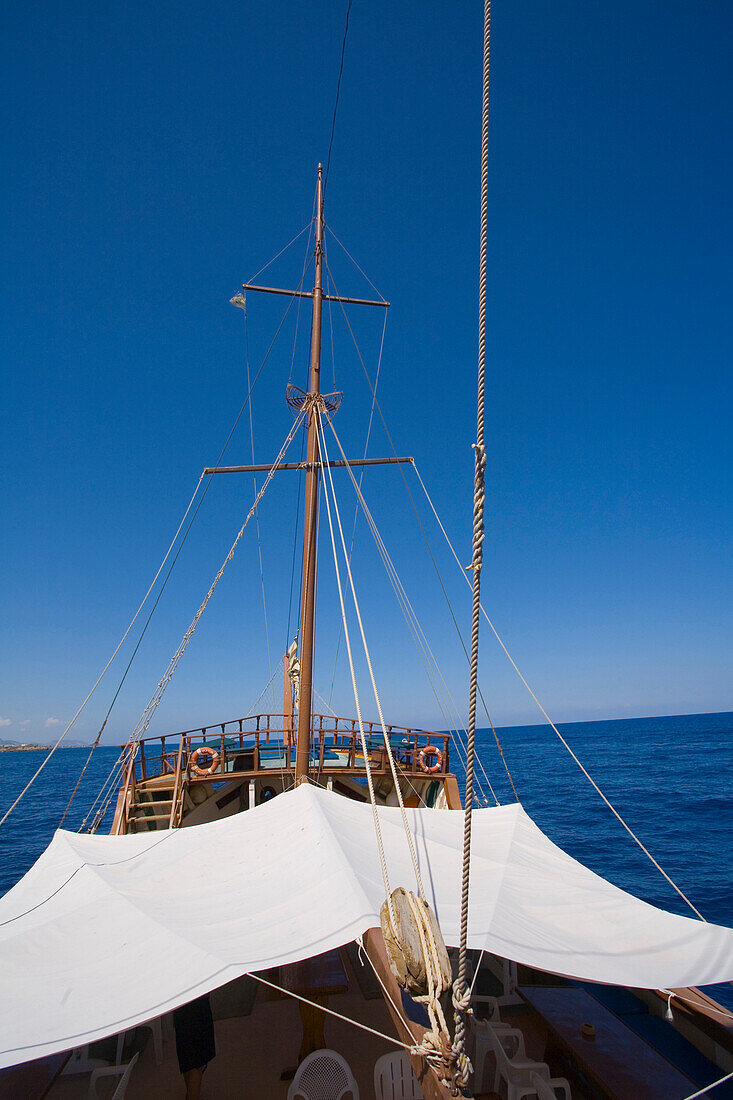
<box><xmin>0</xmin><ymin>711</ymin><xmax>731</xmax><ymax>1008</ymax></box>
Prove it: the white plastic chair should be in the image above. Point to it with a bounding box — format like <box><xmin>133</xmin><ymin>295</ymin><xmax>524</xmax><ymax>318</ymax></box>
<box><xmin>487</xmin><ymin>1026</ymin><xmax>551</xmax><ymax>1100</ymax></box>
<box><xmin>114</xmin><ymin>1014</ymin><xmax>166</xmax><ymax>1066</ymax></box>
<box><xmin>374</xmin><ymin>1050</ymin><xmax>422</xmax><ymax>1099</ymax></box>
<box><xmin>472</xmin><ymin>1017</ymin><xmax>525</xmax><ymax>1093</ymax></box>
<box><xmin>88</xmin><ymin>1051</ymin><xmax>139</xmax><ymax>1099</ymax></box>
<box><xmin>530</xmin><ymin>1071</ymin><xmax>572</xmax><ymax>1100</ymax></box>
<box><xmin>287</xmin><ymin>1049</ymin><xmax>359</xmax><ymax>1100</ymax></box>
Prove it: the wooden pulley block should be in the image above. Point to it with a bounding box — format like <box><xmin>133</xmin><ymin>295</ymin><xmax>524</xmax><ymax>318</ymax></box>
<box><xmin>380</xmin><ymin>886</ymin><xmax>452</xmax><ymax>997</ymax></box>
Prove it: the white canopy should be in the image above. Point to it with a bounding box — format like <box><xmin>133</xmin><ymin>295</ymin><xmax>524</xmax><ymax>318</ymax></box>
<box><xmin>1</xmin><ymin>782</ymin><xmax>731</xmax><ymax>1068</ymax></box>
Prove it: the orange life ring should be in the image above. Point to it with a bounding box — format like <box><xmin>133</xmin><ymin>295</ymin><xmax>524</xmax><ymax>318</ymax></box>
<box><xmin>418</xmin><ymin>745</ymin><xmax>443</xmax><ymax>773</ymax></box>
<box><xmin>190</xmin><ymin>746</ymin><xmax>220</xmax><ymax>777</ymax></box>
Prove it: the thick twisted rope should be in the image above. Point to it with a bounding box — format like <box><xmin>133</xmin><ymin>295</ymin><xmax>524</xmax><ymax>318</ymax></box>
<box><xmin>452</xmin><ymin>0</ymin><xmax>491</xmax><ymax>1089</ymax></box>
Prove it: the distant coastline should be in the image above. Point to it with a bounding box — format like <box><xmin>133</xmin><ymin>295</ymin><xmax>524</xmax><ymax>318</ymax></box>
<box><xmin>0</xmin><ymin>744</ymin><xmax>51</xmax><ymax>753</ymax></box>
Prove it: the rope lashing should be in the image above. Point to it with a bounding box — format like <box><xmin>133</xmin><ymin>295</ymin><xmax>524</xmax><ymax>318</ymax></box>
<box><xmin>380</xmin><ymin>886</ymin><xmax>462</xmax><ymax>1089</ymax></box>
<box><xmin>452</xmin><ymin>0</ymin><xmax>492</xmax><ymax>1092</ymax></box>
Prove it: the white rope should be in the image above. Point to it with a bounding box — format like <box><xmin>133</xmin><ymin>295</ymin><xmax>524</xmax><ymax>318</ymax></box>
<box><xmin>318</xmin><ymin>417</ymin><xmax>426</xmax><ymax>900</ymax></box>
<box><xmin>682</xmin><ymin>1072</ymin><xmax>733</xmax><ymax>1099</ymax></box>
<box><xmin>316</xmin><ymin>418</ymin><xmax>396</xmax><ymax>930</ymax></box>
<box><xmin>405</xmin><ymin>890</ymin><xmax>450</xmax><ymax>1040</ymax></box>
<box><xmin>325</xmin><ymin>420</ymin><xmax>497</xmax><ymax>809</ymax></box>
<box><xmin>354</xmin><ymin>934</ymin><xmax>419</xmax><ymax>1045</ymax></box>
<box><xmin>324</xmin><ymin>224</ymin><xmax>389</xmax><ymax>303</ymax></box>
<box><xmin>0</xmin><ymin>472</ymin><xmax>207</xmax><ymax>829</ymax></box>
<box><xmin>243</xmin><ymin>297</ymin><xmax>273</xmax><ymax>687</ymax></box>
<box><xmin>246</xmin><ymin>971</ymin><xmax>413</xmax><ymax>1051</ymax></box>
<box><xmin>659</xmin><ymin>990</ymin><xmax>733</xmax><ymax>1023</ymax></box>
<box><xmin>122</xmin><ymin>412</ymin><xmax>306</xmax><ymax>753</ymax></box>
<box><xmin>411</xmin><ymin>462</ymin><xmax>707</xmax><ymax>923</ymax></box>
<box><xmin>327</xmin><ymin>421</ymin><xmax>499</xmax><ymax>808</ymax></box>
<box><xmin>245</xmin><ymin>220</ymin><xmax>312</xmax><ymax>286</ymax></box>
<box><xmin>327</xmin><ymin>305</ymin><xmax>388</xmax><ymax>708</ymax></box>
<box><xmin>312</xmin><ymin>689</ymin><xmax>338</xmax><ymax>717</ymax></box>
<box><xmin>81</xmin><ymin>415</ymin><xmax>306</xmax><ymax>832</ymax></box>
<box><xmin>244</xmin><ymin>663</ymin><xmax>283</xmax><ymax>719</ymax></box>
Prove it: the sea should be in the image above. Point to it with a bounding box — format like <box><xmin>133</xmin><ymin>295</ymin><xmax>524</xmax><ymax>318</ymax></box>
<box><xmin>1</xmin><ymin>710</ymin><xmax>731</xmax><ymax>1009</ymax></box>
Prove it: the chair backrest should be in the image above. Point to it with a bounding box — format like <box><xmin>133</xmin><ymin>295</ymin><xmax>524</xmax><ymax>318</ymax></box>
<box><xmin>287</xmin><ymin>1049</ymin><xmax>359</xmax><ymax>1100</ymax></box>
<box><xmin>531</xmin><ymin>1071</ymin><xmax>571</xmax><ymax>1100</ymax></box>
<box><xmin>374</xmin><ymin>1050</ymin><xmax>422</xmax><ymax>1100</ymax></box>
<box><xmin>111</xmin><ymin>1052</ymin><xmax>139</xmax><ymax>1100</ymax></box>
<box><xmin>487</xmin><ymin>1025</ymin><xmax>526</xmax><ymax>1068</ymax></box>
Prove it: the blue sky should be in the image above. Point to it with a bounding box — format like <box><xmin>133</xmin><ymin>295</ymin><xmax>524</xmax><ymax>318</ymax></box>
<box><xmin>1</xmin><ymin>1</ymin><xmax>731</xmax><ymax>746</ymax></box>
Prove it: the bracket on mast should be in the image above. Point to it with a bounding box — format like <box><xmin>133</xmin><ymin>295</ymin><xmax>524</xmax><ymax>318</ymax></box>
<box><xmin>286</xmin><ymin>383</ymin><xmax>343</xmax><ymax>420</ymax></box>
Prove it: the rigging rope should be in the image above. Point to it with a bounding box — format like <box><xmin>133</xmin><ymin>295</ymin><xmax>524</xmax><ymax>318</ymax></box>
<box><xmin>325</xmin><ymin>418</ymin><xmax>499</xmax><ymax>809</ymax></box>
<box><xmin>682</xmin><ymin>1072</ymin><xmax>733</xmax><ymax>1100</ymax></box>
<box><xmin>0</xmin><ymin>471</ymin><xmax>206</xmax><ymax>830</ymax></box>
<box><xmin>409</xmin><ymin>463</ymin><xmax>519</xmax><ymax>800</ymax></box>
<box><xmin>243</xmin><ymin>295</ymin><xmax>273</xmax><ymax>690</ymax></box>
<box><xmin>325</xmin><ymin>224</ymin><xmax>389</xmax><ymax>303</ymax></box>
<box><xmin>327</xmin><ymin>305</ymin><xmax>388</xmax><ymax>707</ymax></box>
<box><xmin>82</xmin><ymin>414</ymin><xmax>306</xmax><ymax>832</ymax></box>
<box><xmin>412</xmin><ymin>462</ymin><xmax>708</xmax><ymax>924</ymax></box>
<box><xmin>452</xmin><ymin>1</ymin><xmax>492</xmax><ymax>1090</ymax></box>
<box><xmin>317</xmin><ymin>407</ymin><xmax>396</xmax><ymax>929</ymax></box>
<box><xmin>318</xmin><ymin>415</ymin><xmax>426</xmax><ymax>899</ymax></box>
<box><xmin>319</xmin><ymin>414</ymin><xmax>455</xmax><ymax>1081</ymax></box>
<box><xmin>324</xmin><ymin>0</ymin><xmax>354</xmax><ymax>193</ymax></box>
<box><xmin>80</xmin><ymin>272</ymin><xmax>315</xmax><ymax>832</ymax></box>
<box><xmin>245</xmin><ymin>220</ymin><xmax>312</xmax><ymax>287</ymax></box>
<box><xmin>323</xmin><ymin>254</ymin><xmax>509</xmax><ymax>804</ymax></box>
<box><xmin>247</xmin><ymin>970</ymin><xmax>414</xmax><ymax>1052</ymax></box>
<box><xmin>120</xmin><ymin>412</ymin><xmax>307</xmax><ymax>756</ymax></box>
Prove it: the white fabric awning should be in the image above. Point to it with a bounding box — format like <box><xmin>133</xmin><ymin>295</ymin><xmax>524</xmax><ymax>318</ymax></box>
<box><xmin>1</xmin><ymin>782</ymin><xmax>731</xmax><ymax>1068</ymax></box>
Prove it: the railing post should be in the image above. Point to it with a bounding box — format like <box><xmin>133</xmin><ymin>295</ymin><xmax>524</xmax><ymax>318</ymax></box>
<box><xmin>169</xmin><ymin>734</ymin><xmax>185</xmax><ymax>829</ymax></box>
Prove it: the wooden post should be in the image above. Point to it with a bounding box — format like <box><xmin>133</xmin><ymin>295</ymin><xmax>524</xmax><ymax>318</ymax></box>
<box><xmin>284</xmin><ymin>649</ymin><xmax>294</xmax><ymax>748</ymax></box>
<box><xmin>295</xmin><ymin>164</ymin><xmax>325</xmax><ymax>784</ymax></box>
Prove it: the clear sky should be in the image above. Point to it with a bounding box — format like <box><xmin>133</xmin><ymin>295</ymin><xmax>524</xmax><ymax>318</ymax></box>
<box><xmin>1</xmin><ymin>1</ymin><xmax>731</xmax><ymax>746</ymax></box>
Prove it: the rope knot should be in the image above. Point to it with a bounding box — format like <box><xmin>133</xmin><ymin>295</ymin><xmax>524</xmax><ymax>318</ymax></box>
<box><xmin>451</xmin><ymin>983</ymin><xmax>471</xmax><ymax>1014</ymax></box>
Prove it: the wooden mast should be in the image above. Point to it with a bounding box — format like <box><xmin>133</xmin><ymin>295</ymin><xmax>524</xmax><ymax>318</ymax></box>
<box><xmin>295</xmin><ymin>164</ymin><xmax>325</xmax><ymax>783</ymax></box>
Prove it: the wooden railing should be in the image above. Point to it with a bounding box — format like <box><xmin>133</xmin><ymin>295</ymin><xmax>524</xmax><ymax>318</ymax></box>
<box><xmin>126</xmin><ymin>714</ymin><xmax>451</xmax><ymax>785</ymax></box>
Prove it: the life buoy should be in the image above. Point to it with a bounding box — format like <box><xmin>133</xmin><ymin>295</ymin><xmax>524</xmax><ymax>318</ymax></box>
<box><xmin>418</xmin><ymin>745</ymin><xmax>443</xmax><ymax>773</ymax></box>
<box><xmin>190</xmin><ymin>746</ymin><xmax>220</xmax><ymax>777</ymax></box>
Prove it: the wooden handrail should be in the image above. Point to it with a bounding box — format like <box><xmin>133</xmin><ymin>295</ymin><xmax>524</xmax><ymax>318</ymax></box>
<box><xmin>127</xmin><ymin>716</ymin><xmax>453</xmax><ymax>783</ymax></box>
<box><xmin>128</xmin><ymin>712</ymin><xmax>444</xmax><ymax>744</ymax></box>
